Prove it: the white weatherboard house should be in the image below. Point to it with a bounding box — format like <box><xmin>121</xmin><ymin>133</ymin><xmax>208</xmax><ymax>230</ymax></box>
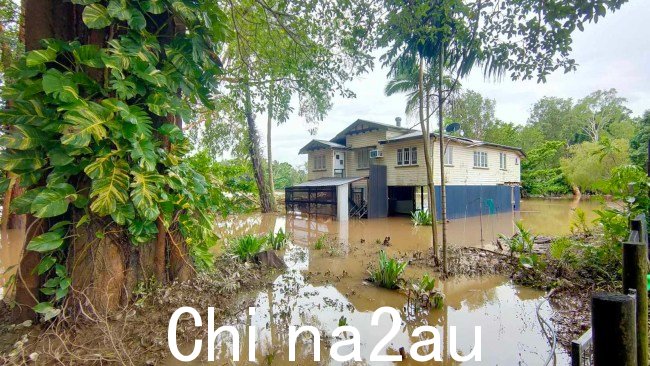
<box><xmin>285</xmin><ymin>119</ymin><xmax>525</xmax><ymax>221</ymax></box>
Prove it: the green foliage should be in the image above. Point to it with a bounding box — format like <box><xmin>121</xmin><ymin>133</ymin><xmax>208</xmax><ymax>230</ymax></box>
<box><xmin>313</xmin><ymin>235</ymin><xmax>326</xmax><ymax>250</ymax></box>
<box><xmin>186</xmin><ymin>150</ymin><xmax>258</xmax><ymax>216</ymax></box>
<box><xmin>230</xmin><ymin>234</ymin><xmax>266</xmax><ymax>261</ymax></box>
<box><xmin>0</xmin><ymin>0</ymin><xmax>229</xmax><ymax>312</ymax></box>
<box><xmin>410</xmin><ymin>273</ymin><xmax>444</xmax><ymax>310</ymax></box>
<box><xmin>561</xmin><ymin>139</ymin><xmax>629</xmax><ymax>192</ymax></box>
<box><xmin>266</xmin><ymin>228</ymin><xmax>288</xmax><ymax>250</ymax></box>
<box><xmin>594</xmin><ymin>165</ymin><xmax>650</xmax><ymax>243</ymax></box>
<box><xmin>630</xmin><ymin>110</ymin><xmax>650</xmax><ymax>167</ymax></box>
<box><xmin>449</xmin><ymin>90</ymin><xmax>496</xmax><ymax>140</ymax></box>
<box><xmin>500</xmin><ymin>221</ymin><xmax>535</xmax><ymax>255</ymax></box>
<box><xmin>272</xmin><ymin>161</ymin><xmax>306</xmax><ymax>190</ymax></box>
<box><xmin>570</xmin><ymin>208</ymin><xmax>591</xmax><ymax>236</ymax></box>
<box><xmin>550</xmin><ymin>237</ymin><xmax>621</xmax><ymax>284</ymax></box>
<box><xmin>369</xmin><ymin>250</ymin><xmax>407</xmax><ymax>290</ymax></box>
<box><xmin>411</xmin><ymin>210</ymin><xmax>433</xmax><ymax>226</ymax></box>
<box><xmin>521</xmin><ymin>141</ymin><xmax>572</xmax><ymax>196</ymax></box>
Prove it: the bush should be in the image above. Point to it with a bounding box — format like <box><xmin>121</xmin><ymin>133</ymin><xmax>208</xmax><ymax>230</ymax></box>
<box><xmin>266</xmin><ymin>228</ymin><xmax>288</xmax><ymax>250</ymax></box>
<box><xmin>369</xmin><ymin>250</ymin><xmax>407</xmax><ymax>289</ymax></box>
<box><xmin>411</xmin><ymin>210</ymin><xmax>433</xmax><ymax>226</ymax></box>
<box><xmin>231</xmin><ymin>234</ymin><xmax>266</xmax><ymax>261</ymax></box>
<box><xmin>500</xmin><ymin>221</ymin><xmax>535</xmax><ymax>254</ymax></box>
<box><xmin>410</xmin><ymin>273</ymin><xmax>444</xmax><ymax>309</ymax></box>
<box><xmin>313</xmin><ymin>235</ymin><xmax>327</xmax><ymax>250</ymax></box>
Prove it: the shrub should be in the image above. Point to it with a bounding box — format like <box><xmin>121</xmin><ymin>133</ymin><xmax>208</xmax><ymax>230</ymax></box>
<box><xmin>570</xmin><ymin>208</ymin><xmax>591</xmax><ymax>236</ymax></box>
<box><xmin>314</xmin><ymin>235</ymin><xmax>327</xmax><ymax>250</ymax></box>
<box><xmin>369</xmin><ymin>250</ymin><xmax>407</xmax><ymax>289</ymax></box>
<box><xmin>500</xmin><ymin>221</ymin><xmax>535</xmax><ymax>254</ymax></box>
<box><xmin>411</xmin><ymin>210</ymin><xmax>433</xmax><ymax>226</ymax></box>
<box><xmin>231</xmin><ymin>234</ymin><xmax>266</xmax><ymax>261</ymax></box>
<box><xmin>266</xmin><ymin>228</ymin><xmax>288</xmax><ymax>250</ymax></box>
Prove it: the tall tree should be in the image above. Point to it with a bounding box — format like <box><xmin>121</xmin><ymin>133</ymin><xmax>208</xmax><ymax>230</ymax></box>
<box><xmin>527</xmin><ymin>96</ymin><xmax>578</xmax><ymax>143</ymax></box>
<box><xmin>2</xmin><ymin>0</ymin><xmax>223</xmax><ymax>321</ymax></box>
<box><xmin>574</xmin><ymin>88</ymin><xmax>632</xmax><ymax>142</ymax></box>
<box><xmin>448</xmin><ymin>90</ymin><xmax>496</xmax><ymax>140</ymax></box>
<box><xmin>211</xmin><ymin>0</ymin><xmax>375</xmax><ymax>212</ymax></box>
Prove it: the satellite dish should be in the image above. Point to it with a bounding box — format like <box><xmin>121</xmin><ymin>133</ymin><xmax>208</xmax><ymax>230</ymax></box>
<box><xmin>445</xmin><ymin>122</ymin><xmax>461</xmax><ymax>133</ymax></box>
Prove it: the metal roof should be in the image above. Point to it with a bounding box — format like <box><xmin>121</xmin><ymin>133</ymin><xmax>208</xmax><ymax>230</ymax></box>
<box><xmin>330</xmin><ymin>119</ymin><xmax>413</xmax><ymax>144</ymax></box>
<box><xmin>293</xmin><ymin>177</ymin><xmax>366</xmax><ymax>187</ymax></box>
<box><xmin>298</xmin><ymin>139</ymin><xmax>348</xmax><ymax>154</ymax></box>
<box><xmin>378</xmin><ymin>130</ymin><xmax>526</xmax><ymax>157</ymax></box>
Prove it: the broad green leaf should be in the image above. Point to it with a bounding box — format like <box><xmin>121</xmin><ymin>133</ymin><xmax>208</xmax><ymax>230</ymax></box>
<box><xmin>33</xmin><ymin>301</ymin><xmax>54</xmax><ymax>313</ymax></box>
<box><xmin>128</xmin><ymin>9</ymin><xmax>146</xmax><ymax>30</ymax></box>
<box><xmin>128</xmin><ymin>219</ymin><xmax>158</xmax><ymax>244</ymax></box>
<box><xmin>0</xmin><ymin>125</ymin><xmax>44</xmax><ymax>150</ymax></box>
<box><xmin>55</xmin><ymin>286</ymin><xmax>69</xmax><ymax>301</ymax></box>
<box><xmin>89</xmin><ymin>159</ymin><xmax>130</xmax><ymax>216</ymax></box>
<box><xmin>111</xmin><ymin>202</ymin><xmax>135</xmax><ymax>225</ymax></box>
<box><xmin>27</xmin><ymin>231</ymin><xmax>64</xmax><ymax>252</ymax></box>
<box><xmin>26</xmin><ymin>49</ymin><xmax>57</xmax><ymax>67</ymax></box>
<box><xmin>158</xmin><ymin>123</ymin><xmax>184</xmax><ymax>142</ymax></box>
<box><xmin>0</xmin><ymin>150</ymin><xmax>46</xmax><ymax>172</ymax></box>
<box><xmin>142</xmin><ymin>0</ymin><xmax>165</xmax><ymax>14</ymax></box>
<box><xmin>72</xmin><ymin>45</ymin><xmax>104</xmax><ymax>68</ymax></box>
<box><xmin>42</xmin><ymin>69</ymin><xmax>79</xmax><ymax>103</ymax></box>
<box><xmin>85</xmin><ymin>153</ymin><xmax>117</xmax><ymax>179</ymax></box>
<box><xmin>48</xmin><ymin>148</ymin><xmax>75</xmax><ymax>166</ymax></box>
<box><xmin>17</xmin><ymin>170</ymin><xmax>43</xmax><ymax>187</ymax></box>
<box><xmin>31</xmin><ymin>183</ymin><xmax>76</xmax><ymax>218</ymax></box>
<box><xmin>82</xmin><ymin>3</ymin><xmax>112</xmax><ymax>29</ymax></box>
<box><xmin>0</xmin><ymin>176</ymin><xmax>9</xmax><ymax>193</ymax></box>
<box><xmin>107</xmin><ymin>0</ymin><xmax>130</xmax><ymax>20</ymax></box>
<box><xmin>11</xmin><ymin>188</ymin><xmax>44</xmax><ymax>214</ymax></box>
<box><xmin>131</xmin><ymin>139</ymin><xmax>157</xmax><ymax>171</ymax></box>
<box><xmin>61</xmin><ymin>107</ymin><xmax>108</xmax><ymax>148</ymax></box>
<box><xmin>130</xmin><ymin>170</ymin><xmax>162</xmax><ymax>221</ymax></box>
<box><xmin>50</xmin><ymin>220</ymin><xmax>71</xmax><ymax>231</ymax></box>
<box><xmin>36</xmin><ymin>256</ymin><xmax>57</xmax><ymax>275</ymax></box>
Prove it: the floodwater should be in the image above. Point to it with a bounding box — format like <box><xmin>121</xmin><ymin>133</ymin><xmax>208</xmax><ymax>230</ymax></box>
<box><xmin>1</xmin><ymin>198</ymin><xmax>601</xmax><ymax>364</ymax></box>
<box><xmin>164</xmin><ymin>198</ymin><xmax>602</xmax><ymax>365</ymax></box>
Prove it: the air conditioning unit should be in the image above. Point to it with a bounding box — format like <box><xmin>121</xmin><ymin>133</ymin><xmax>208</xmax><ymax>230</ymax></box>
<box><xmin>369</xmin><ymin>149</ymin><xmax>383</xmax><ymax>158</ymax></box>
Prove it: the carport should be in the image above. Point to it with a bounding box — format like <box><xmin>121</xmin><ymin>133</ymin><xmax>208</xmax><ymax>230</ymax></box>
<box><xmin>285</xmin><ymin>177</ymin><xmax>367</xmax><ymax>221</ymax></box>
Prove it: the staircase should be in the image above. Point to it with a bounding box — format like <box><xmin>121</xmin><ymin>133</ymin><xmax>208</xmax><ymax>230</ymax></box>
<box><xmin>349</xmin><ymin>200</ymin><xmax>368</xmax><ymax>218</ymax></box>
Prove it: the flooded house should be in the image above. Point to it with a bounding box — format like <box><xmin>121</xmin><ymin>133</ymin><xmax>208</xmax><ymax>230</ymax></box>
<box><xmin>285</xmin><ymin>119</ymin><xmax>525</xmax><ymax>221</ymax></box>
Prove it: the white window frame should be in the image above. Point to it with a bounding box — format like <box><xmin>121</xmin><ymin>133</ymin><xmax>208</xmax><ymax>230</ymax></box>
<box><xmin>473</xmin><ymin>151</ymin><xmax>488</xmax><ymax>168</ymax></box>
<box><xmin>444</xmin><ymin>146</ymin><xmax>453</xmax><ymax>166</ymax></box>
<box><xmin>357</xmin><ymin>148</ymin><xmax>370</xmax><ymax>169</ymax></box>
<box><xmin>499</xmin><ymin>152</ymin><xmax>507</xmax><ymax>170</ymax></box>
<box><xmin>313</xmin><ymin>154</ymin><xmax>326</xmax><ymax>171</ymax></box>
<box><xmin>397</xmin><ymin>147</ymin><xmax>418</xmax><ymax>166</ymax></box>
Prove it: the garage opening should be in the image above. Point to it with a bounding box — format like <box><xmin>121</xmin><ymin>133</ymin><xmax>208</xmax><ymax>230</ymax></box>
<box><xmin>285</xmin><ymin>177</ymin><xmax>366</xmax><ymax>221</ymax></box>
<box><xmin>388</xmin><ymin>186</ymin><xmax>415</xmax><ymax>216</ymax></box>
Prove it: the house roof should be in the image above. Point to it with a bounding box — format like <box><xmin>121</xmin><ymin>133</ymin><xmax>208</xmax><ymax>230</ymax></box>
<box><xmin>298</xmin><ymin>139</ymin><xmax>348</xmax><ymax>154</ymax></box>
<box><xmin>378</xmin><ymin>131</ymin><xmax>526</xmax><ymax>157</ymax></box>
<box><xmin>293</xmin><ymin>177</ymin><xmax>366</xmax><ymax>187</ymax></box>
<box><xmin>329</xmin><ymin>119</ymin><xmax>413</xmax><ymax>144</ymax></box>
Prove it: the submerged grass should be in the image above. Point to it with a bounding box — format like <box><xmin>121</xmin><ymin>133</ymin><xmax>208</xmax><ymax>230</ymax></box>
<box><xmin>369</xmin><ymin>250</ymin><xmax>407</xmax><ymax>289</ymax></box>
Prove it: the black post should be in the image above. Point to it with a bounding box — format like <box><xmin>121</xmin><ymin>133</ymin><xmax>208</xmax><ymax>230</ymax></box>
<box><xmin>592</xmin><ymin>292</ymin><xmax>637</xmax><ymax>366</ymax></box>
<box><xmin>623</xmin><ymin>216</ymin><xmax>649</xmax><ymax>366</ymax></box>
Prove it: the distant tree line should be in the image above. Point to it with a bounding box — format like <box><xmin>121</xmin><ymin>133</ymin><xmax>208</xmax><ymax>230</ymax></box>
<box><xmin>449</xmin><ymin>88</ymin><xmax>647</xmax><ymax>196</ymax></box>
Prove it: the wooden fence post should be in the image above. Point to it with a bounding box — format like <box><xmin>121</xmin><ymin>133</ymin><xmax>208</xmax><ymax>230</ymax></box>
<box><xmin>592</xmin><ymin>292</ymin><xmax>637</xmax><ymax>366</ymax></box>
<box><xmin>624</xmin><ymin>215</ymin><xmax>649</xmax><ymax>366</ymax></box>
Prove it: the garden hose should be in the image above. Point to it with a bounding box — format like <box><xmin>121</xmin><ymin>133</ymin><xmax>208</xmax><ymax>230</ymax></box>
<box><xmin>537</xmin><ymin>290</ymin><xmax>558</xmax><ymax>366</ymax></box>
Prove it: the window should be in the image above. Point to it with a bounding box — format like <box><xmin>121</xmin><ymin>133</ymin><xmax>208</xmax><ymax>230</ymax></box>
<box><xmin>357</xmin><ymin>148</ymin><xmax>370</xmax><ymax>169</ymax></box>
<box><xmin>515</xmin><ymin>157</ymin><xmax>520</xmax><ymax>165</ymax></box>
<box><xmin>444</xmin><ymin>146</ymin><xmax>453</xmax><ymax>166</ymax></box>
<box><xmin>473</xmin><ymin>151</ymin><xmax>488</xmax><ymax>168</ymax></box>
<box><xmin>499</xmin><ymin>152</ymin><xmax>507</xmax><ymax>170</ymax></box>
<box><xmin>313</xmin><ymin>154</ymin><xmax>326</xmax><ymax>170</ymax></box>
<box><xmin>397</xmin><ymin>147</ymin><xmax>418</xmax><ymax>166</ymax></box>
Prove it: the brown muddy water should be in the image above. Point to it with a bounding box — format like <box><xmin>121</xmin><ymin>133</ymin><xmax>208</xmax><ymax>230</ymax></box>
<box><xmin>1</xmin><ymin>198</ymin><xmax>601</xmax><ymax>364</ymax></box>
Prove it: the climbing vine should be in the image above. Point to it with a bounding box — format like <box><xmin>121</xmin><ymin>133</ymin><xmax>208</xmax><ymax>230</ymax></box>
<box><xmin>0</xmin><ymin>0</ymin><xmax>227</xmax><ymax>317</ymax></box>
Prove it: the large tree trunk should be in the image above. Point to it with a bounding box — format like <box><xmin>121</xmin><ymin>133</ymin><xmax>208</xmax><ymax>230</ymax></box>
<box><xmin>418</xmin><ymin>57</ymin><xmax>438</xmax><ymax>259</ymax></box>
<box><xmin>266</xmin><ymin>94</ymin><xmax>276</xmax><ymax>211</ymax></box>
<box><xmin>244</xmin><ymin>82</ymin><xmax>273</xmax><ymax>213</ymax></box>
<box><xmin>437</xmin><ymin>50</ymin><xmax>448</xmax><ymax>275</ymax></box>
<box><xmin>10</xmin><ymin>0</ymin><xmax>194</xmax><ymax>321</ymax></box>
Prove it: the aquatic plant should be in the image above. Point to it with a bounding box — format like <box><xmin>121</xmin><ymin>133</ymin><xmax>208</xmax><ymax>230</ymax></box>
<box><xmin>369</xmin><ymin>250</ymin><xmax>407</xmax><ymax>289</ymax></box>
<box><xmin>267</xmin><ymin>228</ymin><xmax>288</xmax><ymax>250</ymax></box>
<box><xmin>570</xmin><ymin>208</ymin><xmax>591</xmax><ymax>236</ymax></box>
<box><xmin>408</xmin><ymin>273</ymin><xmax>444</xmax><ymax>310</ymax></box>
<box><xmin>500</xmin><ymin>221</ymin><xmax>535</xmax><ymax>255</ymax></box>
<box><xmin>314</xmin><ymin>235</ymin><xmax>327</xmax><ymax>250</ymax></box>
<box><xmin>411</xmin><ymin>210</ymin><xmax>433</xmax><ymax>226</ymax></box>
<box><xmin>231</xmin><ymin>234</ymin><xmax>266</xmax><ymax>261</ymax></box>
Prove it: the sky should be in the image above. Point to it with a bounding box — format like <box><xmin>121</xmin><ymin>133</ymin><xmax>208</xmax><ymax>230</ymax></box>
<box><xmin>257</xmin><ymin>0</ymin><xmax>650</xmax><ymax>167</ymax></box>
